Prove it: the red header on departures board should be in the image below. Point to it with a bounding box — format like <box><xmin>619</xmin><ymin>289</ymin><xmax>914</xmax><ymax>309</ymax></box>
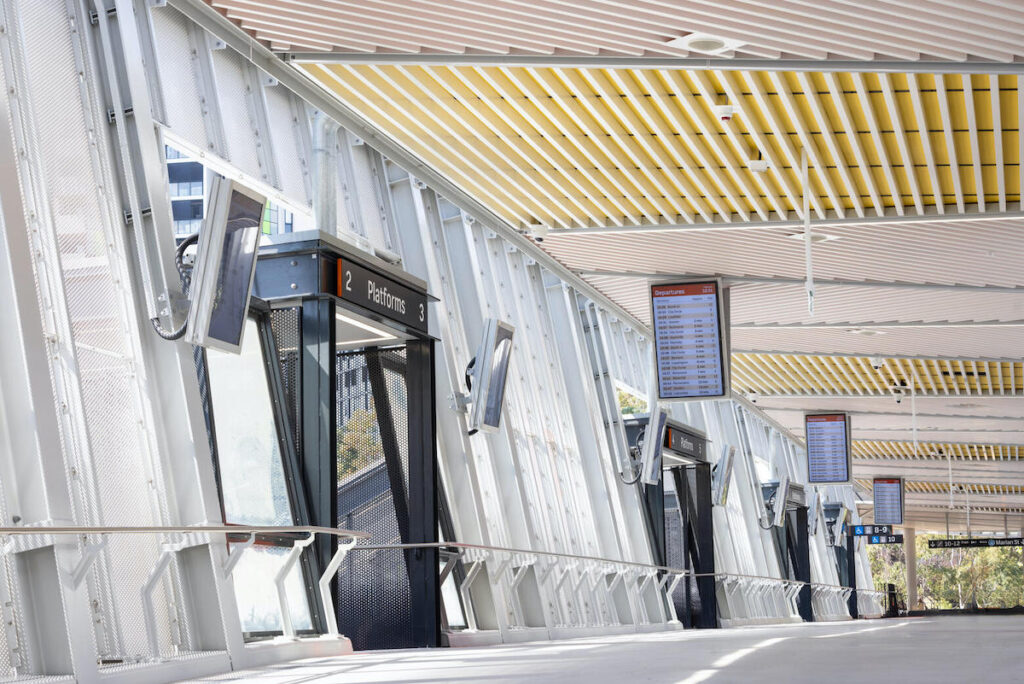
<box><xmin>652</xmin><ymin>282</ymin><xmax>717</xmax><ymax>298</ymax></box>
<box><xmin>806</xmin><ymin>414</ymin><xmax>845</xmax><ymax>423</ymax></box>
<box><xmin>874</xmin><ymin>478</ymin><xmax>901</xmax><ymax>485</ymax></box>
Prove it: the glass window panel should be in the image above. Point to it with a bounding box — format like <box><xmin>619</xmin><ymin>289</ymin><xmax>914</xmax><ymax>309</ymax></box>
<box><xmin>206</xmin><ymin>318</ymin><xmax>292</xmax><ymax>526</ymax></box>
<box><xmin>230</xmin><ymin>545</ymin><xmax>313</xmax><ymax>634</ymax></box>
<box><xmin>206</xmin><ymin>318</ymin><xmax>312</xmax><ymax>635</ymax></box>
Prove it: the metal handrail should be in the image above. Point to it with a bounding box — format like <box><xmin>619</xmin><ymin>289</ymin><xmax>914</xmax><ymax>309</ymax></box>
<box><xmin>0</xmin><ymin>527</ymin><xmax>879</xmax><ymax>641</ymax></box>
<box><xmin>0</xmin><ymin>524</ymin><xmax>369</xmax><ymax>539</ymax></box>
<box><xmin>0</xmin><ymin>524</ymin><xmax>368</xmax><ymax>657</ymax></box>
<box><xmin>353</xmin><ymin>541</ymin><xmax>876</xmax><ymax>594</ymax></box>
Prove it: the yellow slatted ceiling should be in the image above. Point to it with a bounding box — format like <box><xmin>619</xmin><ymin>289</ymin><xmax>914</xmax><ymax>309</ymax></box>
<box><xmin>303</xmin><ymin>65</ymin><xmax>1024</xmax><ymax>230</ymax></box>
<box><xmin>853</xmin><ymin>441</ymin><xmax>1022</xmax><ymax>461</ymax></box>
<box><xmin>731</xmin><ymin>354</ymin><xmax>1024</xmax><ymax>397</ymax></box>
<box><xmin>855</xmin><ymin>478</ymin><xmax>1024</xmax><ymax>496</ymax></box>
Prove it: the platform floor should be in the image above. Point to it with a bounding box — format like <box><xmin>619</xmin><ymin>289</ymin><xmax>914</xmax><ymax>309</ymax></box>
<box><xmin>193</xmin><ymin>615</ymin><xmax>1022</xmax><ymax>683</ymax></box>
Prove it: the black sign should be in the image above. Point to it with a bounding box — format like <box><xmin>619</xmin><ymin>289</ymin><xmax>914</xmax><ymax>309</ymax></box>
<box><xmin>928</xmin><ymin>537</ymin><xmax>1024</xmax><ymax>549</ymax></box>
<box><xmin>337</xmin><ymin>259</ymin><xmax>428</xmax><ymax>332</ymax></box>
<box><xmin>852</xmin><ymin>525</ymin><xmax>891</xmax><ymax>536</ymax></box>
<box><xmin>664</xmin><ymin>426</ymin><xmax>706</xmax><ymax>461</ymax></box>
<box><xmin>868</xmin><ymin>534</ymin><xmax>903</xmax><ymax>545</ymax></box>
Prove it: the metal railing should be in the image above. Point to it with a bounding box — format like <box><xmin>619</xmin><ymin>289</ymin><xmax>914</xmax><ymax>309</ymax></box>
<box><xmin>0</xmin><ymin>525</ymin><xmax>368</xmax><ymax>657</ymax></box>
<box><xmin>352</xmin><ymin>541</ymin><xmax>876</xmax><ymax>627</ymax></box>
<box><xmin>0</xmin><ymin>526</ymin><xmax>877</xmax><ymax>649</ymax></box>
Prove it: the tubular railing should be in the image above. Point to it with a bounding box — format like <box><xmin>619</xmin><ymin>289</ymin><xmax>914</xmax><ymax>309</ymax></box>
<box><xmin>0</xmin><ymin>526</ymin><xmax>879</xmax><ymax>649</ymax></box>
<box><xmin>0</xmin><ymin>525</ymin><xmax>368</xmax><ymax>657</ymax></box>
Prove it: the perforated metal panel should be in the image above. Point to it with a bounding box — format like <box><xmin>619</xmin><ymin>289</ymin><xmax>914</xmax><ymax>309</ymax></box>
<box><xmin>269</xmin><ymin>308</ymin><xmax>302</xmax><ymax>456</ymax></box>
<box><xmin>8</xmin><ymin>0</ymin><xmax>191</xmax><ymax>663</ymax></box>
<box><xmin>150</xmin><ymin>6</ymin><xmax>208</xmax><ymax>149</ymax></box>
<box><xmin>335</xmin><ymin>347</ymin><xmax>415</xmax><ymax>651</ymax></box>
<box><xmin>210</xmin><ymin>48</ymin><xmax>262</xmax><ymax>182</ymax></box>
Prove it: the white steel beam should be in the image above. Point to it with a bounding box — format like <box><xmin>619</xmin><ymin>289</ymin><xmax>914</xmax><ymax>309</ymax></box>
<box><xmin>573</xmin><ymin>270</ymin><xmax>1024</xmax><ymax>294</ymax></box>
<box><xmin>168</xmin><ymin>0</ymin><xmax>653</xmax><ymax>337</ymax></box>
<box><xmin>548</xmin><ymin>202</ymin><xmax>1024</xmax><ymax>235</ymax></box>
<box><xmin>282</xmin><ymin>53</ymin><xmax>1024</xmax><ymax>74</ymax></box>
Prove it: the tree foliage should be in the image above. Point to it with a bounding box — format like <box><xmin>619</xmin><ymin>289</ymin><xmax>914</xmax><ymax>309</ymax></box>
<box><xmin>337</xmin><ymin>409</ymin><xmax>382</xmax><ymax>479</ymax></box>
<box><xmin>617</xmin><ymin>388</ymin><xmax>647</xmax><ymax>416</ymax></box>
<box><xmin>869</xmin><ymin>533</ymin><xmax>1024</xmax><ymax>609</ymax></box>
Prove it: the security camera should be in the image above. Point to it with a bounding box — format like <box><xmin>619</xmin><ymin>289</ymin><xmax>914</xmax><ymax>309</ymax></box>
<box><xmin>713</xmin><ymin>104</ymin><xmax>734</xmax><ymax>121</ymax></box>
<box><xmin>519</xmin><ymin>223</ymin><xmax>549</xmax><ymax>242</ymax></box>
<box><xmin>870</xmin><ymin>357</ymin><xmax>885</xmax><ymax>370</ymax></box>
<box><xmin>891</xmin><ymin>387</ymin><xmax>904</xmax><ymax>404</ymax></box>
<box><xmin>748</xmin><ymin>391</ymin><xmax>759</xmax><ymax>404</ymax></box>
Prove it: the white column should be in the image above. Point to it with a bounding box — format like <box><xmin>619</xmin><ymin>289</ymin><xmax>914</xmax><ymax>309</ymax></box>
<box><xmin>904</xmin><ymin>527</ymin><xmax>917</xmax><ymax>610</ymax></box>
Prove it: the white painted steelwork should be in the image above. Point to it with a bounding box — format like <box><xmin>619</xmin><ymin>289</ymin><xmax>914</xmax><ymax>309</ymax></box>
<box><xmin>0</xmin><ymin>1</ymin><xmax>884</xmax><ymax>681</ymax></box>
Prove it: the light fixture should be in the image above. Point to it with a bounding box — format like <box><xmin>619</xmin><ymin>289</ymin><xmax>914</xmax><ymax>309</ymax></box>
<box><xmin>665</xmin><ymin>32</ymin><xmax>746</xmax><ymax>55</ymax></box>
<box><xmin>336</xmin><ymin>312</ymin><xmax>397</xmax><ymax>346</ymax></box>
<box><xmin>748</xmin><ymin>149</ymin><xmax>769</xmax><ymax>172</ymax></box>
<box><xmin>847</xmin><ymin>328</ymin><xmax>886</xmax><ymax>336</ymax></box>
<box><xmin>786</xmin><ymin>232</ymin><xmax>840</xmax><ymax>244</ymax></box>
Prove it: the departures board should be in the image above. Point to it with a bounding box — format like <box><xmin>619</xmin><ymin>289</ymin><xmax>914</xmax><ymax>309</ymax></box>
<box><xmin>872</xmin><ymin>477</ymin><xmax>904</xmax><ymax>526</ymax></box>
<box><xmin>805</xmin><ymin>413</ymin><xmax>852</xmax><ymax>484</ymax></box>
<box><xmin>650</xmin><ymin>280</ymin><xmax>729</xmax><ymax>400</ymax></box>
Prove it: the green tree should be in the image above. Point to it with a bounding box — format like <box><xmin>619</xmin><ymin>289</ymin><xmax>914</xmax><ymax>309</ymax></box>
<box><xmin>337</xmin><ymin>409</ymin><xmax>382</xmax><ymax>479</ymax></box>
<box><xmin>870</xmin><ymin>533</ymin><xmax>1024</xmax><ymax>609</ymax></box>
<box><xmin>617</xmin><ymin>389</ymin><xmax>647</xmax><ymax>416</ymax></box>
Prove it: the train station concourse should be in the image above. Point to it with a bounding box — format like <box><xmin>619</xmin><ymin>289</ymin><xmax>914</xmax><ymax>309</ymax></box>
<box><xmin>0</xmin><ymin>1</ymin><xmax>1022</xmax><ymax>682</ymax></box>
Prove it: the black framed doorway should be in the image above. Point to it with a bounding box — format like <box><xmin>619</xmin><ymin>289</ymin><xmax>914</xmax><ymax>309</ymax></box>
<box><xmin>253</xmin><ymin>231</ymin><xmax>439</xmax><ymax>649</ymax></box>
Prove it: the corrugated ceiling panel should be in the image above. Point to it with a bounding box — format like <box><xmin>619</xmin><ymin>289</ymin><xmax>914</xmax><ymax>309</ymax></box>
<box><xmin>300</xmin><ymin>65</ymin><xmax>1023</xmax><ymax>230</ymax></box>
<box><xmin>544</xmin><ymin>220</ymin><xmax>1024</xmax><ymax>288</ymax></box>
<box><xmin>213</xmin><ymin>0</ymin><xmax>1024</xmax><ymax>63</ymax></box>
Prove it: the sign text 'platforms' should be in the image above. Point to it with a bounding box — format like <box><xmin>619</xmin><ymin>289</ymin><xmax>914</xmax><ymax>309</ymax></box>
<box><xmin>650</xmin><ymin>280</ymin><xmax>729</xmax><ymax>400</ymax></box>
<box><xmin>337</xmin><ymin>259</ymin><xmax>428</xmax><ymax>333</ymax></box>
<box><xmin>805</xmin><ymin>413</ymin><xmax>852</xmax><ymax>484</ymax></box>
<box><xmin>872</xmin><ymin>477</ymin><xmax>904</xmax><ymax>526</ymax></box>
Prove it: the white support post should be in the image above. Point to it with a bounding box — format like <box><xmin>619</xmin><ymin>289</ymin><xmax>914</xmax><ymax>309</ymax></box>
<box><xmin>905</xmin><ymin>527</ymin><xmax>917</xmax><ymax>610</ymax></box>
<box><xmin>459</xmin><ymin>560</ymin><xmax>483</xmax><ymax>632</ymax></box>
<box><xmin>141</xmin><ymin>548</ymin><xmax>176</xmax><ymax>661</ymax></box>
<box><xmin>273</xmin><ymin>534</ymin><xmax>316</xmax><ymax>640</ymax></box>
<box><xmin>319</xmin><ymin>537</ymin><xmax>358</xmax><ymax>637</ymax></box>
<box><xmin>221</xmin><ymin>532</ymin><xmax>256</xmax><ymax>579</ymax></box>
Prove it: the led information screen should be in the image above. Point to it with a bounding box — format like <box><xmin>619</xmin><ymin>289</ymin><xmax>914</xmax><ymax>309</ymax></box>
<box><xmin>805</xmin><ymin>413</ymin><xmax>852</xmax><ymax>484</ymax></box>
<box><xmin>928</xmin><ymin>537</ymin><xmax>1024</xmax><ymax>549</ymax></box>
<box><xmin>872</xmin><ymin>477</ymin><xmax>904</xmax><ymax>526</ymax></box>
<box><xmin>650</xmin><ymin>280</ymin><xmax>728</xmax><ymax>400</ymax></box>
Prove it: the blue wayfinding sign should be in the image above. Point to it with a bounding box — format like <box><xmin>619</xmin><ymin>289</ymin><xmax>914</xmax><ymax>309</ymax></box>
<box><xmin>868</xmin><ymin>534</ymin><xmax>903</xmax><ymax>545</ymax></box>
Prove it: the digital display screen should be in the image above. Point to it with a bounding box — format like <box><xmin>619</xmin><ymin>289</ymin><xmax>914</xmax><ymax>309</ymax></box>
<box><xmin>483</xmin><ymin>324</ymin><xmax>514</xmax><ymax>429</ymax></box>
<box><xmin>651</xmin><ymin>281</ymin><xmax>727</xmax><ymax>399</ymax></box>
<box><xmin>872</xmin><ymin>478</ymin><xmax>904</xmax><ymax>526</ymax></box>
<box><xmin>805</xmin><ymin>413</ymin><xmax>851</xmax><ymax>484</ymax></box>
<box><xmin>207</xmin><ymin>190</ymin><xmax>263</xmax><ymax>347</ymax></box>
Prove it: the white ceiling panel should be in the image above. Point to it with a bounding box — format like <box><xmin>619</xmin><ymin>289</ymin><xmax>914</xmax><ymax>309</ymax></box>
<box><xmin>214</xmin><ymin>0</ymin><xmax>1024</xmax><ymax>63</ymax></box>
<box><xmin>545</xmin><ymin>219</ymin><xmax>1024</xmax><ymax>289</ymax></box>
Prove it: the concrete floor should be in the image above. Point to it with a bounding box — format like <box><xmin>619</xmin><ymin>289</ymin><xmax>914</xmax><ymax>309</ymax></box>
<box><xmin>193</xmin><ymin>615</ymin><xmax>1022</xmax><ymax>683</ymax></box>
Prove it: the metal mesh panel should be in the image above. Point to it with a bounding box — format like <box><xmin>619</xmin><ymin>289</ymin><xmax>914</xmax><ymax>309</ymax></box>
<box><xmin>335</xmin><ymin>347</ymin><xmax>414</xmax><ymax>650</ymax></box>
<box><xmin>12</xmin><ymin>0</ymin><xmax>188</xmax><ymax>663</ymax></box>
<box><xmin>269</xmin><ymin>309</ymin><xmax>301</xmax><ymax>455</ymax></box>
<box><xmin>210</xmin><ymin>49</ymin><xmax>261</xmax><ymax>180</ymax></box>
<box><xmin>149</xmin><ymin>6</ymin><xmax>208</xmax><ymax>149</ymax></box>
<box><xmin>263</xmin><ymin>87</ymin><xmax>309</xmax><ymax>205</ymax></box>
<box><xmin>0</xmin><ymin>558</ymin><xmax>18</xmax><ymax>677</ymax></box>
